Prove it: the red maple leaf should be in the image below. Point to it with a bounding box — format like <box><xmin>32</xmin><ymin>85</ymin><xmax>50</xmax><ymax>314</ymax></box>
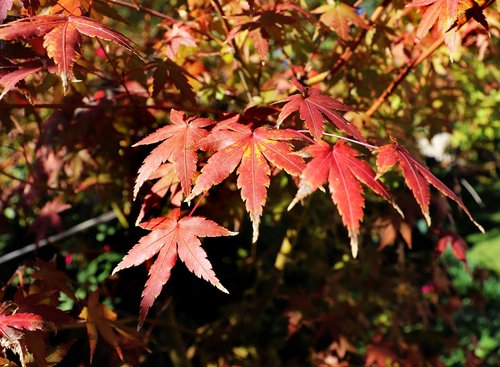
<box><xmin>376</xmin><ymin>140</ymin><xmax>483</xmax><ymax>232</ymax></box>
<box><xmin>0</xmin><ymin>303</ymin><xmax>44</xmax><ymax>337</ymax></box>
<box><xmin>112</xmin><ymin>209</ymin><xmax>236</xmax><ymax>325</ymax></box>
<box><xmin>312</xmin><ymin>2</ymin><xmax>369</xmax><ymax>40</ymax></box>
<box><xmin>227</xmin><ymin>8</ymin><xmax>296</xmax><ymax>58</ymax></box>
<box><xmin>135</xmin><ymin>162</ymin><xmax>182</xmax><ymax>225</ymax></box>
<box><xmin>0</xmin><ymin>59</ymin><xmax>43</xmax><ymax>101</ymax></box>
<box><xmin>436</xmin><ymin>229</ymin><xmax>469</xmax><ymax>268</ymax></box>
<box><xmin>288</xmin><ymin>140</ymin><xmax>399</xmax><ymax>257</ymax></box>
<box><xmin>0</xmin><ymin>14</ymin><xmax>140</xmax><ymax>92</ymax></box>
<box><xmin>187</xmin><ymin>118</ymin><xmax>305</xmax><ymax>242</ymax></box>
<box><xmin>0</xmin><ymin>301</ymin><xmax>46</xmax><ymax>366</ymax></box>
<box><xmin>159</xmin><ymin>23</ymin><xmax>197</xmax><ymax>60</ymax></box>
<box><xmin>407</xmin><ymin>0</ymin><xmax>484</xmax><ymax>59</ymax></box>
<box><xmin>276</xmin><ymin>80</ymin><xmax>366</xmax><ymax>142</ymax></box>
<box><xmin>134</xmin><ymin>109</ymin><xmax>213</xmax><ymax>199</ymax></box>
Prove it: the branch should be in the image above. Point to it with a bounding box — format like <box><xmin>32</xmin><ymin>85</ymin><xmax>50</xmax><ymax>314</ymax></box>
<box><xmin>0</xmin><ymin>211</ymin><xmax>117</xmax><ymax>265</ymax></box>
<box><xmin>0</xmin><ymin>103</ymin><xmax>220</xmax><ymax>114</ymax></box>
<box><xmin>108</xmin><ymin>0</ymin><xmax>177</xmax><ymax>22</ymax></box>
<box><xmin>328</xmin><ymin>0</ymin><xmax>392</xmax><ymax>79</ymax></box>
<box><xmin>210</xmin><ymin>0</ymin><xmax>258</xmax><ymax>93</ymax></box>
<box><xmin>365</xmin><ymin>0</ymin><xmax>494</xmax><ymax>117</ymax></box>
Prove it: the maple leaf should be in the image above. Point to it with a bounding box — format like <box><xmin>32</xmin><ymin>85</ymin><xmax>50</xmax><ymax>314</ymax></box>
<box><xmin>151</xmin><ymin>59</ymin><xmax>196</xmax><ymax>104</ymax></box>
<box><xmin>376</xmin><ymin>141</ymin><xmax>484</xmax><ymax>232</ymax></box>
<box><xmin>159</xmin><ymin>23</ymin><xmax>197</xmax><ymax>60</ymax></box>
<box><xmin>435</xmin><ymin>229</ymin><xmax>469</xmax><ymax>268</ymax></box>
<box><xmin>0</xmin><ymin>59</ymin><xmax>42</xmax><ymax>101</ymax></box>
<box><xmin>0</xmin><ymin>302</ymin><xmax>45</xmax><ymax>362</ymax></box>
<box><xmin>135</xmin><ymin>162</ymin><xmax>182</xmax><ymax>225</ymax></box>
<box><xmin>0</xmin><ymin>14</ymin><xmax>141</xmax><ymax>92</ymax></box>
<box><xmin>407</xmin><ymin>0</ymin><xmax>485</xmax><ymax>59</ymax></box>
<box><xmin>228</xmin><ymin>8</ymin><xmax>295</xmax><ymax>58</ymax></box>
<box><xmin>134</xmin><ymin>109</ymin><xmax>213</xmax><ymax>199</ymax></box>
<box><xmin>312</xmin><ymin>1</ymin><xmax>369</xmax><ymax>40</ymax></box>
<box><xmin>135</xmin><ymin>162</ymin><xmax>183</xmax><ymax>225</ymax></box>
<box><xmin>288</xmin><ymin>140</ymin><xmax>399</xmax><ymax>258</ymax></box>
<box><xmin>187</xmin><ymin>119</ymin><xmax>305</xmax><ymax>242</ymax></box>
<box><xmin>373</xmin><ymin>216</ymin><xmax>413</xmax><ymax>249</ymax></box>
<box><xmin>79</xmin><ymin>292</ymin><xmax>126</xmax><ymax>362</ymax></box>
<box><xmin>29</xmin><ymin>198</ymin><xmax>70</xmax><ymax>243</ymax></box>
<box><xmin>276</xmin><ymin>80</ymin><xmax>366</xmax><ymax>142</ymax></box>
<box><xmin>0</xmin><ymin>0</ymin><xmax>13</xmax><ymax>24</ymax></box>
<box><xmin>112</xmin><ymin>209</ymin><xmax>236</xmax><ymax>325</ymax></box>
<box><xmin>0</xmin><ymin>303</ymin><xmax>44</xmax><ymax>336</ymax></box>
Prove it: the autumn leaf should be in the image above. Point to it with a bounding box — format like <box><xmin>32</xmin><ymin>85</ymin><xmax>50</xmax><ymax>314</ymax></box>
<box><xmin>0</xmin><ymin>14</ymin><xmax>141</xmax><ymax>92</ymax></box>
<box><xmin>112</xmin><ymin>209</ymin><xmax>236</xmax><ymax>326</ymax></box>
<box><xmin>79</xmin><ymin>292</ymin><xmax>125</xmax><ymax>363</ymax></box>
<box><xmin>0</xmin><ymin>303</ymin><xmax>44</xmax><ymax>336</ymax></box>
<box><xmin>406</xmin><ymin>0</ymin><xmax>483</xmax><ymax>59</ymax></box>
<box><xmin>187</xmin><ymin>118</ymin><xmax>305</xmax><ymax>242</ymax></box>
<box><xmin>0</xmin><ymin>302</ymin><xmax>46</xmax><ymax>367</ymax></box>
<box><xmin>29</xmin><ymin>198</ymin><xmax>70</xmax><ymax>243</ymax></box>
<box><xmin>134</xmin><ymin>109</ymin><xmax>213</xmax><ymax>199</ymax></box>
<box><xmin>227</xmin><ymin>8</ymin><xmax>295</xmax><ymax>58</ymax></box>
<box><xmin>436</xmin><ymin>229</ymin><xmax>469</xmax><ymax>268</ymax></box>
<box><xmin>289</xmin><ymin>140</ymin><xmax>398</xmax><ymax>257</ymax></box>
<box><xmin>376</xmin><ymin>141</ymin><xmax>484</xmax><ymax>232</ymax></box>
<box><xmin>135</xmin><ymin>162</ymin><xmax>182</xmax><ymax>225</ymax></box>
<box><xmin>158</xmin><ymin>23</ymin><xmax>197</xmax><ymax>60</ymax></box>
<box><xmin>312</xmin><ymin>1</ymin><xmax>369</xmax><ymax>40</ymax></box>
<box><xmin>276</xmin><ymin>80</ymin><xmax>366</xmax><ymax>142</ymax></box>
<box><xmin>0</xmin><ymin>59</ymin><xmax>42</xmax><ymax>101</ymax></box>
<box><xmin>0</xmin><ymin>0</ymin><xmax>13</xmax><ymax>24</ymax></box>
<box><xmin>151</xmin><ymin>59</ymin><xmax>196</xmax><ymax>104</ymax></box>
<box><xmin>373</xmin><ymin>216</ymin><xmax>413</xmax><ymax>249</ymax></box>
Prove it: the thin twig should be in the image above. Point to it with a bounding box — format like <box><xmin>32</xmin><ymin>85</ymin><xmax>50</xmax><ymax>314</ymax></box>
<box><xmin>108</xmin><ymin>0</ymin><xmax>177</xmax><ymax>22</ymax></box>
<box><xmin>188</xmin><ymin>191</ymin><xmax>209</xmax><ymax>217</ymax></box>
<box><xmin>211</xmin><ymin>0</ymin><xmax>258</xmax><ymax>92</ymax></box>
<box><xmin>96</xmin><ymin>39</ymin><xmax>135</xmax><ymax>103</ymax></box>
<box><xmin>328</xmin><ymin>0</ymin><xmax>391</xmax><ymax>79</ymax></box>
<box><xmin>365</xmin><ymin>0</ymin><xmax>495</xmax><ymax>117</ymax></box>
<box><xmin>0</xmin><ymin>211</ymin><xmax>117</xmax><ymax>265</ymax></box>
<box><xmin>321</xmin><ymin>132</ymin><xmax>379</xmax><ymax>149</ymax></box>
<box><xmin>0</xmin><ymin>103</ymin><xmax>220</xmax><ymax>114</ymax></box>
<box><xmin>0</xmin><ymin>168</ymin><xmax>32</xmax><ymax>185</ymax></box>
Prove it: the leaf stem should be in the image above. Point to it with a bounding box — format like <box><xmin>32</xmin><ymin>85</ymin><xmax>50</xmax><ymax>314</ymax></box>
<box><xmin>188</xmin><ymin>191</ymin><xmax>209</xmax><ymax>217</ymax></box>
<box><xmin>296</xmin><ymin>130</ymin><xmax>378</xmax><ymax>149</ymax></box>
<box><xmin>322</xmin><ymin>132</ymin><xmax>379</xmax><ymax>149</ymax></box>
<box><xmin>293</xmin><ymin>130</ymin><xmax>316</xmax><ymax>144</ymax></box>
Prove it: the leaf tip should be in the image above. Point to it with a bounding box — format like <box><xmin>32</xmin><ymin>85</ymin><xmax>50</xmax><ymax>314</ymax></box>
<box><xmin>474</xmin><ymin>221</ymin><xmax>485</xmax><ymax>234</ymax></box>
<box><xmin>392</xmin><ymin>202</ymin><xmax>404</xmax><ymax>219</ymax></box>
<box><xmin>136</xmin><ymin>321</ymin><xmax>144</xmax><ymax>332</ymax></box>
<box><xmin>216</xmin><ymin>283</ymin><xmax>229</xmax><ymax>294</ymax></box>
<box><xmin>423</xmin><ymin>211</ymin><xmax>432</xmax><ymax>227</ymax></box>
<box><xmin>350</xmin><ymin>236</ymin><xmax>359</xmax><ymax>258</ymax></box>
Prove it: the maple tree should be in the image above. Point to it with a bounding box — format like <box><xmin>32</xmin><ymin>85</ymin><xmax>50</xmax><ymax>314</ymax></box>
<box><xmin>0</xmin><ymin>0</ymin><xmax>498</xmax><ymax>366</ymax></box>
